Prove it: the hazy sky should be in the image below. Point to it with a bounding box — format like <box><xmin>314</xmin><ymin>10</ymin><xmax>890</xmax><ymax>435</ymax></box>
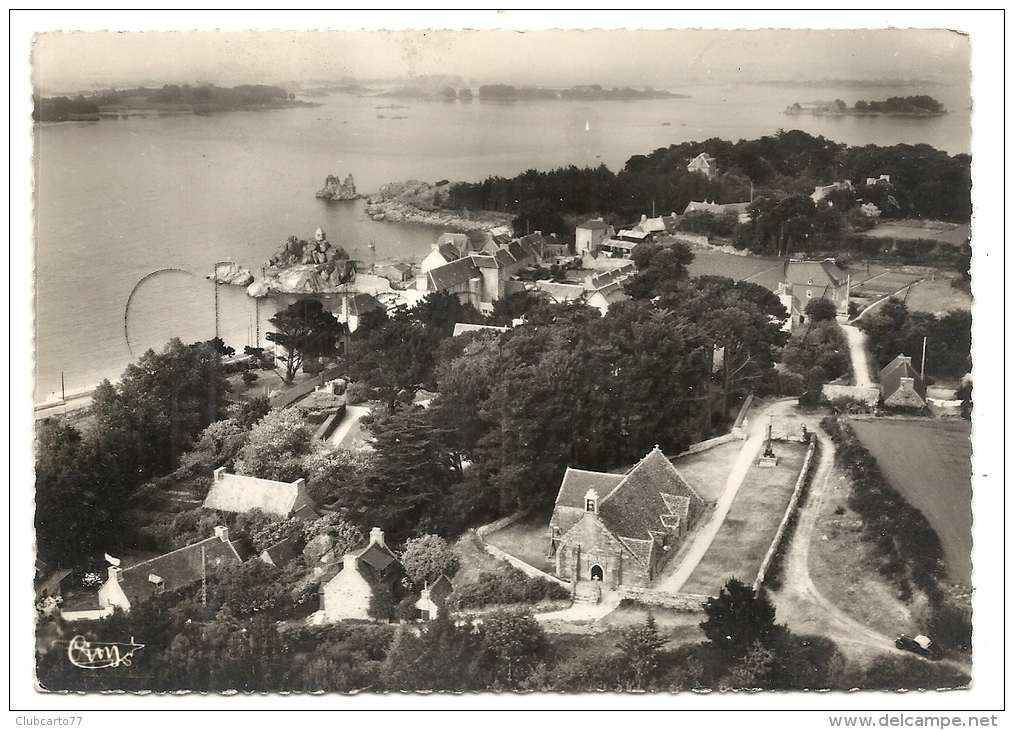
<box><xmin>29</xmin><ymin>15</ymin><xmax>971</xmax><ymax>93</ymax></box>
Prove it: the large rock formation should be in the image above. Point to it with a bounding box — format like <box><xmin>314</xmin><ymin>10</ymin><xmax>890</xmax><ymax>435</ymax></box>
<box><xmin>363</xmin><ymin>180</ymin><xmax>514</xmax><ymax>231</ymax></box>
<box><xmin>254</xmin><ymin>228</ymin><xmax>357</xmax><ymax>294</ymax></box>
<box><xmin>210</xmin><ymin>262</ymin><xmax>254</xmax><ymax>286</ymax></box>
<box><xmin>316</xmin><ymin>174</ymin><xmax>360</xmax><ymax>201</ymax></box>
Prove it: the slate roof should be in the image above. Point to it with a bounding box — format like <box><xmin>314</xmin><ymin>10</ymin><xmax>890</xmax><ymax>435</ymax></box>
<box><xmin>261</xmin><ymin>536</ymin><xmax>298</xmax><ymax>568</ymax></box>
<box><xmin>357</xmin><ymin>542</ymin><xmax>397</xmax><ymax>572</ymax></box>
<box><xmin>470</xmin><ymin>254</ymin><xmax>499</xmax><ymax>269</ymax></box>
<box><xmin>556</xmin><ymin>468</ymin><xmax>625</xmax><ymax>509</ymax></box>
<box><xmin>115</xmin><ymin>533</ymin><xmax>249</xmax><ymax>605</ymax></box>
<box><xmin>578</xmin><ymin>219</ymin><xmax>609</xmax><ymax>230</ymax></box>
<box><xmin>493</xmin><ymin>249</ymin><xmax>518</xmax><ymax>268</ymax></box>
<box><xmin>346</xmin><ymin>292</ymin><xmax>384</xmax><ymax>317</ymax></box>
<box><xmin>535</xmin><ymin>281</ymin><xmax>585</xmax><ymax>303</ymax></box>
<box><xmin>437</xmin><ymin>233</ymin><xmax>470</xmax><ymax>255</ymax></box>
<box><xmin>426</xmin><ymin>257</ymin><xmax>481</xmax><ymax>291</ymax></box>
<box><xmin>783</xmin><ymin>260</ymin><xmax>847</xmax><ymax>289</ymax></box>
<box><xmin>204</xmin><ymin>471</ymin><xmax>314</xmax><ymax>517</ymax></box>
<box><xmin>879</xmin><ymin>354</ymin><xmax>927</xmax><ymax>402</ymax></box>
<box><xmin>596</xmin><ymin>447</ymin><xmax>704</xmax><ymax>544</ymax></box>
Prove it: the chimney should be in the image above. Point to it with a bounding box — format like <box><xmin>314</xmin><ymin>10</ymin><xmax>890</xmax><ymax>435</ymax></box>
<box><xmin>369</xmin><ymin>527</ymin><xmax>386</xmax><ymax>548</ymax></box>
<box><xmin>213</xmin><ymin>466</ymin><xmax>226</xmax><ymax>482</ymax></box>
<box><xmin>108</xmin><ymin>566</ymin><xmax>123</xmax><ymax>583</ymax></box>
<box><xmin>215</xmin><ymin>525</ymin><xmax>229</xmax><ymax>542</ymax></box>
<box><xmin>900</xmin><ymin>376</ymin><xmax>914</xmax><ymax>391</ymax></box>
<box><xmin>420</xmin><ymin>587</ymin><xmax>431</xmax><ymax>604</ymax></box>
<box><xmin>342</xmin><ymin>554</ymin><xmax>358</xmax><ymax>571</ymax></box>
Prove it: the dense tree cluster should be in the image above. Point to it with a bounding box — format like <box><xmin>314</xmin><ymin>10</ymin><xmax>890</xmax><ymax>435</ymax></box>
<box><xmin>32</xmin><ymin>94</ymin><xmax>99</xmax><ymax>122</ymax></box>
<box><xmin>445</xmin><ymin>131</ymin><xmax>970</xmax><ymax>242</ymax></box>
<box><xmin>36</xmin><ymin>339</ymin><xmax>230</xmax><ymax>565</ymax></box>
<box><xmin>858</xmin><ymin>298</ymin><xmax>971</xmax><ymax>380</ymax></box>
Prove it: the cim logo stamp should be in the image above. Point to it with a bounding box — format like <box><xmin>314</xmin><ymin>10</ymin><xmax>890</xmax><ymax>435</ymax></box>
<box><xmin>67</xmin><ymin>635</ymin><xmax>144</xmax><ymax>669</ymax></box>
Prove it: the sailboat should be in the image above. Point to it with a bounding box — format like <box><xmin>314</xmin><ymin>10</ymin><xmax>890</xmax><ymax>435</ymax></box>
<box><xmin>585</xmin><ymin>121</ymin><xmax>590</xmax><ymax>133</ymax></box>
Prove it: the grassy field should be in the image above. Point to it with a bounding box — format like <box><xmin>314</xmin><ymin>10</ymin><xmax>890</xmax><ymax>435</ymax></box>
<box><xmin>848</xmin><ymin>418</ymin><xmax>972</xmax><ymax>587</ymax></box>
<box><xmin>680</xmin><ymin>441</ymin><xmax>808</xmax><ymax>595</ymax></box>
<box><xmin>686</xmin><ymin>248</ymin><xmax>782</xmax><ymax>283</ymax></box>
<box><xmin>902</xmin><ymin>273</ymin><xmax>973</xmax><ymax>314</ymax></box>
<box><xmin>484</xmin><ymin>508</ymin><xmax>555</xmax><ymax>573</ymax></box>
<box><xmin>672</xmin><ymin>441</ymin><xmax>743</xmax><ymax>502</ymax></box>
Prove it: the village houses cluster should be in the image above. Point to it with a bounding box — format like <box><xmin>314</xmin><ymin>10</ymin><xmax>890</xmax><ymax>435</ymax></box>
<box><xmin>49</xmin><ymin>151</ymin><xmax>877</xmax><ymax>624</ymax></box>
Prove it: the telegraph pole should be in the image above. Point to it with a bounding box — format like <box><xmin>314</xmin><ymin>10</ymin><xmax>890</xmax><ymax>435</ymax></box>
<box><xmin>921</xmin><ymin>336</ymin><xmax>927</xmax><ymax>380</ymax></box>
<box><xmin>201</xmin><ymin>545</ymin><xmax>207</xmax><ymax>608</ymax></box>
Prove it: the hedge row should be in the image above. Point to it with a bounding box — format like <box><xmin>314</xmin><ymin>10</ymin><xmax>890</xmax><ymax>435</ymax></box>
<box><xmin>820</xmin><ymin>415</ymin><xmax>945</xmax><ymax>600</ymax></box>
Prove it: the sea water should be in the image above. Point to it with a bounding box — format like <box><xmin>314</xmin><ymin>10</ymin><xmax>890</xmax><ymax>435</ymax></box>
<box><xmin>32</xmin><ymin>83</ymin><xmax>971</xmax><ymax>401</ymax></box>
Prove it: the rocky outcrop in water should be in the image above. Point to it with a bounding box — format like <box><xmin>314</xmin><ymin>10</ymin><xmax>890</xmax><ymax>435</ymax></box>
<box><xmin>316</xmin><ymin>174</ymin><xmax>360</xmax><ymax>201</ymax></box>
<box><xmin>243</xmin><ymin>228</ymin><xmax>358</xmax><ymax>295</ymax></box>
<box><xmin>210</xmin><ymin>262</ymin><xmax>254</xmax><ymax>286</ymax></box>
<box><xmin>363</xmin><ymin>180</ymin><xmax>514</xmax><ymax>231</ymax></box>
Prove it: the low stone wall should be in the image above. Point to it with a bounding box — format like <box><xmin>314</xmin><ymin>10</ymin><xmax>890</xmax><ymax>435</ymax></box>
<box><xmin>753</xmin><ymin>436</ymin><xmax>818</xmax><ymax>591</ymax></box>
<box><xmin>618</xmin><ymin>586</ymin><xmax>710</xmax><ymax>611</ymax></box>
<box><xmin>677</xmin><ymin>430</ymin><xmax>745</xmax><ymax>458</ymax></box>
<box><xmin>474</xmin><ymin>513</ymin><xmax>571</xmax><ymax>590</ymax></box>
<box><xmin>479</xmin><ymin>541</ymin><xmax>571</xmax><ymax>589</ymax></box>
<box><xmin>822</xmin><ymin>384</ymin><xmax>880</xmax><ymax>407</ymax></box>
<box><xmin>476</xmin><ymin>510</ymin><xmax>529</xmax><ymax>538</ymax></box>
<box><xmin>732</xmin><ymin>393</ymin><xmax>754</xmax><ymax>430</ymax></box>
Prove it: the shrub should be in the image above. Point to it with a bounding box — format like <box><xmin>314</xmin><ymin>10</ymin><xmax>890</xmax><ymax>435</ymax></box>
<box><xmin>453</xmin><ymin>565</ymin><xmax>570</xmax><ymax>609</ymax></box>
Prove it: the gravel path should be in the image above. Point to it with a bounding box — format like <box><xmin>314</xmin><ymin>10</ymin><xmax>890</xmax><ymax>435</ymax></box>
<box><xmin>654</xmin><ymin>398</ymin><xmax>798</xmax><ymax>593</ymax></box>
<box><xmin>841</xmin><ymin>323</ymin><xmax>875</xmax><ymax>389</ymax></box>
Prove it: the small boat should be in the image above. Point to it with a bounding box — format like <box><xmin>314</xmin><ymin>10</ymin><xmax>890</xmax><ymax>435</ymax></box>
<box><xmin>662</xmin><ymin>122</ymin><xmax>671</xmax><ymax>126</ymax></box>
<box><xmin>585</xmin><ymin>121</ymin><xmax>590</xmax><ymax>133</ymax></box>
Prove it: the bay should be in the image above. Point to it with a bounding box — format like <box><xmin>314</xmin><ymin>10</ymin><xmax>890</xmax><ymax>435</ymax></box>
<box><xmin>33</xmin><ymin>82</ymin><xmax>970</xmax><ymax>401</ymax></box>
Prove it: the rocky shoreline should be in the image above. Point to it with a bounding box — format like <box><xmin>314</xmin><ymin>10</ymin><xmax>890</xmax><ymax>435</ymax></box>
<box><xmin>362</xmin><ymin>179</ymin><xmax>514</xmax><ymax>232</ymax></box>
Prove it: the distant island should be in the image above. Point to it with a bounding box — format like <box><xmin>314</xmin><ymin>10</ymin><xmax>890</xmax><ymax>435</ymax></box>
<box><xmin>33</xmin><ymin>83</ymin><xmax>316</xmax><ymax>122</ymax></box>
<box><xmin>785</xmin><ymin>95</ymin><xmax>946</xmax><ymax>117</ymax></box>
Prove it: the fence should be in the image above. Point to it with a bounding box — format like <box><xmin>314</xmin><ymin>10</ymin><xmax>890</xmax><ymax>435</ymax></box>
<box><xmin>753</xmin><ymin>435</ymin><xmax>819</xmax><ymax>591</ymax></box>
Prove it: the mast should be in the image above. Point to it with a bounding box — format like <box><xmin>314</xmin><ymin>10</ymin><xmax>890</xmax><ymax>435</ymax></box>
<box><xmin>921</xmin><ymin>336</ymin><xmax>927</xmax><ymax>380</ymax></box>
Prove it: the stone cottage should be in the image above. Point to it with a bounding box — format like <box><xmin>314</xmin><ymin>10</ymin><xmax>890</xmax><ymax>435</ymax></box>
<box><xmin>880</xmin><ymin>353</ymin><xmax>927</xmax><ymax>407</ymax></box>
<box><xmin>549</xmin><ymin>446</ymin><xmax>706</xmax><ymax>589</ymax></box>
<box><xmin>204</xmin><ymin>468</ymin><xmax>319</xmax><ymax>520</ymax></box>
<box><xmin>319</xmin><ymin>528</ymin><xmax>402</xmax><ymax>622</ymax></box>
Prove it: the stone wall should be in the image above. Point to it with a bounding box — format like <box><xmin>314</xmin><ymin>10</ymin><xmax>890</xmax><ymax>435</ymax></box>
<box><xmin>677</xmin><ymin>430</ymin><xmax>745</xmax><ymax>458</ymax></box>
<box><xmin>822</xmin><ymin>384</ymin><xmax>880</xmax><ymax>407</ymax></box>
<box><xmin>475</xmin><ymin>513</ymin><xmax>571</xmax><ymax>590</ymax></box>
<box><xmin>618</xmin><ymin>586</ymin><xmax>710</xmax><ymax>611</ymax></box>
<box><xmin>479</xmin><ymin>539</ymin><xmax>572</xmax><ymax>590</ymax></box>
<box><xmin>753</xmin><ymin>436</ymin><xmax>818</xmax><ymax>591</ymax></box>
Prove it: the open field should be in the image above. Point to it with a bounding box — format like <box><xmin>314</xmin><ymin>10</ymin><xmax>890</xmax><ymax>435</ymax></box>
<box><xmin>484</xmin><ymin>508</ymin><xmax>554</xmax><ymax>573</ymax></box>
<box><xmin>686</xmin><ymin>248</ymin><xmax>782</xmax><ymax>282</ymax></box>
<box><xmin>848</xmin><ymin>418</ymin><xmax>972</xmax><ymax>587</ymax></box>
<box><xmin>902</xmin><ymin>273</ymin><xmax>973</xmax><ymax>314</ymax></box>
<box><xmin>862</xmin><ymin>221</ymin><xmax>970</xmax><ymax>247</ymax></box>
<box><xmin>680</xmin><ymin>441</ymin><xmax>807</xmax><ymax>595</ymax></box>
<box><xmin>672</xmin><ymin>441</ymin><xmax>743</xmax><ymax>502</ymax></box>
